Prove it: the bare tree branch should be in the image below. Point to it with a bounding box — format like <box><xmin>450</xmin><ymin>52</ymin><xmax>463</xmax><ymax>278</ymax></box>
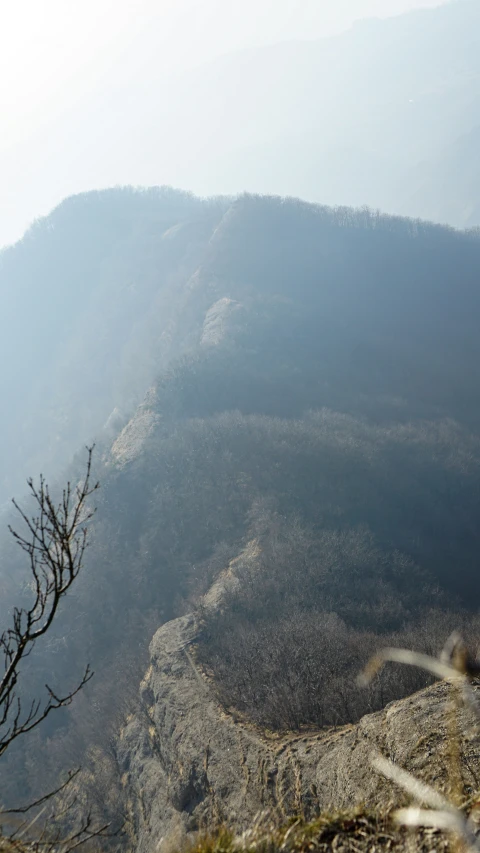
<box><xmin>1</xmin><ymin>770</ymin><xmax>81</xmax><ymax>816</ymax></box>
<box><xmin>0</xmin><ymin>449</ymin><xmax>121</xmax><ymax>849</ymax></box>
<box><xmin>0</xmin><ymin>446</ymin><xmax>99</xmax><ymax>757</ymax></box>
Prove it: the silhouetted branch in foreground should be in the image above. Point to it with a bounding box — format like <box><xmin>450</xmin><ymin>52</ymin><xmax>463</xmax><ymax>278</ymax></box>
<box><xmin>0</xmin><ymin>446</ymin><xmax>98</xmax><ymax>758</ymax></box>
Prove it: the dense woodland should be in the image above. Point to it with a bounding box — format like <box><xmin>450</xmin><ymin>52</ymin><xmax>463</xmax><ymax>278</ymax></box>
<box><xmin>2</xmin><ymin>190</ymin><xmax>480</xmax><ymax>828</ymax></box>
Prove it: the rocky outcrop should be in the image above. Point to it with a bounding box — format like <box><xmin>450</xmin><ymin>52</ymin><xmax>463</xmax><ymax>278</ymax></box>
<box><xmin>109</xmin><ymin>389</ymin><xmax>160</xmax><ymax>467</ymax></box>
<box><xmin>117</xmin><ymin>607</ymin><xmax>480</xmax><ymax>853</ymax></box>
<box><xmin>200</xmin><ymin>298</ymin><xmax>246</xmax><ymax>347</ymax></box>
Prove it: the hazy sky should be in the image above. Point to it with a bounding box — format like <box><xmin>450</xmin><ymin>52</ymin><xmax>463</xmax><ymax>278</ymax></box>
<box><xmin>1</xmin><ymin>0</ymin><xmax>446</xmax><ymax>248</ymax></box>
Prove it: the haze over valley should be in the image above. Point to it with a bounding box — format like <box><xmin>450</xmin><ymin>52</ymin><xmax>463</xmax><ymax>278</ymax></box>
<box><xmin>1</xmin><ymin>0</ymin><xmax>474</xmax><ymax>247</ymax></box>
<box><xmin>2</xmin><ymin>2</ymin><xmax>480</xmax><ymax>851</ymax></box>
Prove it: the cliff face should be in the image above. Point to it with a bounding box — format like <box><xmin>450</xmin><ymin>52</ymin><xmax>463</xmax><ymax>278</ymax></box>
<box><xmin>117</xmin><ymin>605</ymin><xmax>480</xmax><ymax>853</ymax></box>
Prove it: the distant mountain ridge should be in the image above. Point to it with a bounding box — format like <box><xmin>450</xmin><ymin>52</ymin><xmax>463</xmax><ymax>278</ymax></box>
<box><xmin>3</xmin><ymin>1</ymin><xmax>479</xmax><ymax>254</ymax></box>
<box><xmin>102</xmin><ymin>0</ymin><xmax>480</xmax><ymax>226</ymax></box>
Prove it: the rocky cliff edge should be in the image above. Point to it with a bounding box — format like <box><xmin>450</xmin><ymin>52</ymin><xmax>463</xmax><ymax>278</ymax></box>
<box><xmin>117</xmin><ymin>584</ymin><xmax>480</xmax><ymax>853</ymax></box>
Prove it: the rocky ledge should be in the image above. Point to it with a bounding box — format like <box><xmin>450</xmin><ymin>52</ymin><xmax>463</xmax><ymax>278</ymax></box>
<box><xmin>117</xmin><ymin>610</ymin><xmax>480</xmax><ymax>853</ymax></box>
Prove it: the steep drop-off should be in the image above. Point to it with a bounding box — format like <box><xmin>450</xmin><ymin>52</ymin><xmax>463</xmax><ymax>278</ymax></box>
<box><xmin>119</xmin><ymin>601</ymin><xmax>480</xmax><ymax>853</ymax></box>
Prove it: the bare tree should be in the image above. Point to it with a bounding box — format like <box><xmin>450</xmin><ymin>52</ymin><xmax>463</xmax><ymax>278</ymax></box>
<box><xmin>0</xmin><ymin>449</ymin><xmax>124</xmax><ymax>850</ymax></box>
<box><xmin>0</xmin><ymin>446</ymin><xmax>99</xmax><ymax>758</ymax></box>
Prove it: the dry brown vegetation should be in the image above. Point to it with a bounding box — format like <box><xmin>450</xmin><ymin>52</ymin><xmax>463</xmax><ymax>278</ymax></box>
<box><xmin>181</xmin><ymin>809</ymin><xmax>454</xmax><ymax>853</ymax></box>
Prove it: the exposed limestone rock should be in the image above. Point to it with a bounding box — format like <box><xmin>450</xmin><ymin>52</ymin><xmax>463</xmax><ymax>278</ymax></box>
<box><xmin>117</xmin><ymin>606</ymin><xmax>480</xmax><ymax>853</ymax></box>
<box><xmin>116</xmin><ymin>543</ymin><xmax>479</xmax><ymax>852</ymax></box>
<box><xmin>110</xmin><ymin>388</ymin><xmax>160</xmax><ymax>466</ymax></box>
<box><xmin>201</xmin><ymin>298</ymin><xmax>245</xmax><ymax>347</ymax></box>
<box><xmin>202</xmin><ymin>540</ymin><xmax>260</xmax><ymax>612</ymax></box>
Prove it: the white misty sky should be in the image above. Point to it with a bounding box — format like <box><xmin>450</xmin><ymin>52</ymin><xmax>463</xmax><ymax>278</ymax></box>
<box><xmin>1</xmin><ymin>0</ymin><xmax>445</xmax><ymax>248</ymax></box>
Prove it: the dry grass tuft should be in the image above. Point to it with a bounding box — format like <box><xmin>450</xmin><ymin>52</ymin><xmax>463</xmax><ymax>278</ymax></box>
<box><xmin>183</xmin><ymin>808</ymin><xmax>453</xmax><ymax>853</ymax></box>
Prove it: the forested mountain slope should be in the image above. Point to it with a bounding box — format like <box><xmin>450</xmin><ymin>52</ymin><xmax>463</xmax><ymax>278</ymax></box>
<box><xmin>3</xmin><ymin>192</ymin><xmax>480</xmax><ymax>829</ymax></box>
<box><xmin>0</xmin><ymin>187</ymin><xmax>228</xmax><ymax>507</ymax></box>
